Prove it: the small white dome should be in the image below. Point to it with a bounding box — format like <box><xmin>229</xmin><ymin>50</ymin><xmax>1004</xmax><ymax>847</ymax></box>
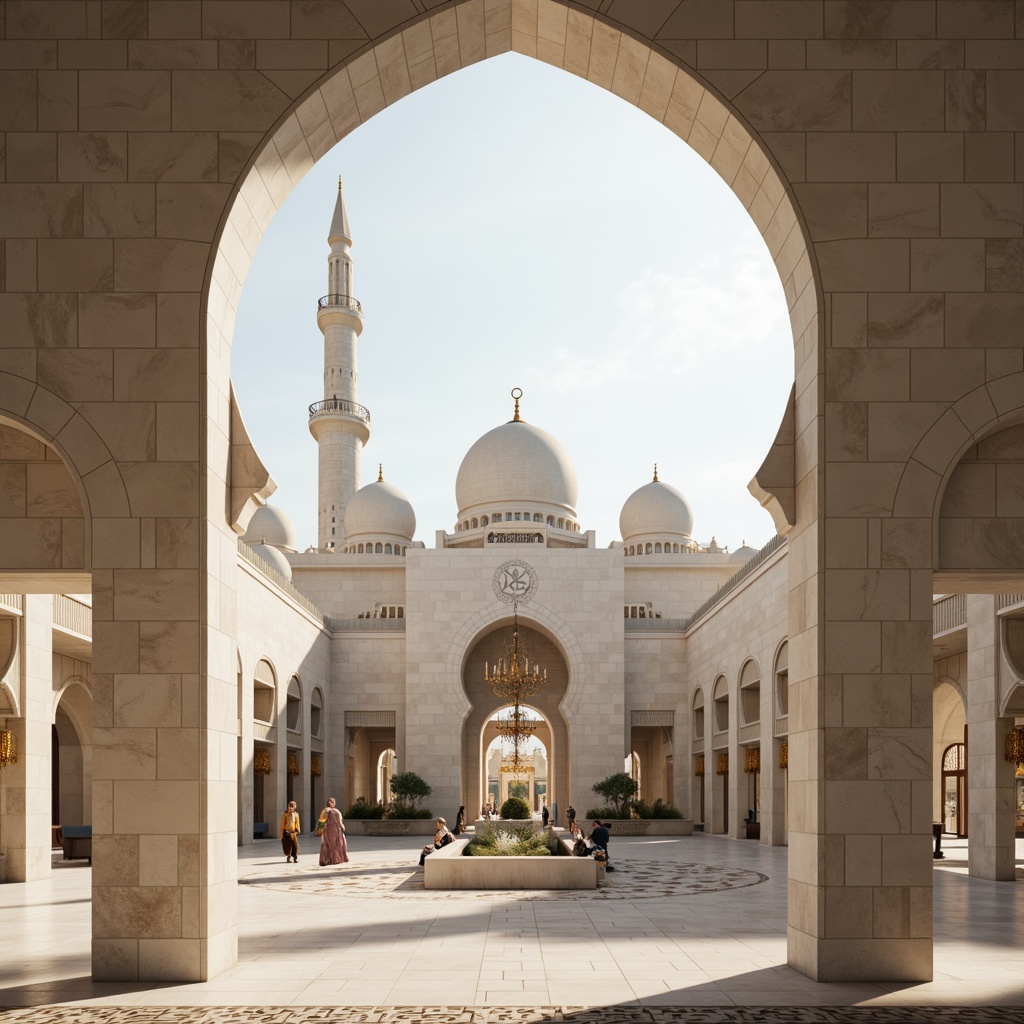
<box><xmin>344</xmin><ymin>473</ymin><xmax>416</xmax><ymax>544</ymax></box>
<box><xmin>619</xmin><ymin>471</ymin><xmax>694</xmax><ymax>543</ymax></box>
<box><xmin>250</xmin><ymin>541</ymin><xmax>293</xmax><ymax>581</ymax></box>
<box><xmin>455</xmin><ymin>393</ymin><xmax>578</xmax><ymax>522</ymax></box>
<box><xmin>243</xmin><ymin>503</ymin><xmax>298</xmax><ymax>553</ymax></box>
<box><xmin>730</xmin><ymin>543</ymin><xmax>758</xmax><ymax>564</ymax></box>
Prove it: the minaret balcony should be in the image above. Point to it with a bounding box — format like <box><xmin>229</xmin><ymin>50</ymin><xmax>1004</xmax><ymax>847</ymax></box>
<box><xmin>316</xmin><ymin>293</ymin><xmax>364</xmax><ymax>334</ymax></box>
<box><xmin>308</xmin><ymin>398</ymin><xmax>371</xmax><ymax>443</ymax></box>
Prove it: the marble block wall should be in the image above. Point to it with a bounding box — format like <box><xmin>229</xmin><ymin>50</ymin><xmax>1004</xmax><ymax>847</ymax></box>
<box><xmin>0</xmin><ymin>0</ymin><xmax>1021</xmax><ymax>985</ymax></box>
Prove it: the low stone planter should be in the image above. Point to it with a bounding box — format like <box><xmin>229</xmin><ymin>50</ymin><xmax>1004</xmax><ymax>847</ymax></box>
<box><xmin>424</xmin><ymin>837</ymin><xmax>598</xmax><ymax>890</ymax></box>
<box><xmin>583</xmin><ymin>818</ymin><xmax>694</xmax><ymax>837</ymax></box>
<box><xmin>351</xmin><ymin>819</ymin><xmax>438</xmax><ymax>836</ymax></box>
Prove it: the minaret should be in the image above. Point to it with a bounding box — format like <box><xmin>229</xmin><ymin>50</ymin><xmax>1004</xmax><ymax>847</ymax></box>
<box><xmin>308</xmin><ymin>178</ymin><xmax>369</xmax><ymax>551</ymax></box>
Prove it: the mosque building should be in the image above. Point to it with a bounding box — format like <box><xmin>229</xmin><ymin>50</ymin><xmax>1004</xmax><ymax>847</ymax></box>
<box><xmin>0</xmin><ymin>182</ymin><xmax>1017</xmax><ymax>914</ymax></box>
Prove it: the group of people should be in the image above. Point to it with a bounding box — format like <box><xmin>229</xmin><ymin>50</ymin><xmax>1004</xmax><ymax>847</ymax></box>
<box><xmin>279</xmin><ymin>797</ymin><xmax>614</xmax><ymax>872</ymax></box>
<box><xmin>278</xmin><ymin>796</ymin><xmax>350</xmax><ymax>867</ymax></box>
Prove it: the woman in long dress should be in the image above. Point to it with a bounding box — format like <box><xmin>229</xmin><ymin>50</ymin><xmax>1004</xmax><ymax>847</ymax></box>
<box><xmin>318</xmin><ymin>796</ymin><xmax>349</xmax><ymax>867</ymax></box>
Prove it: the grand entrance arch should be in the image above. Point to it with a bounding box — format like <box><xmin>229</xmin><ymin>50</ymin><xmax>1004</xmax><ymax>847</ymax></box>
<box><xmin>460</xmin><ymin>619</ymin><xmax>569</xmax><ymax>819</ymax></box>
<box><xmin>7</xmin><ymin>0</ymin><xmax>1023</xmax><ymax>989</ymax></box>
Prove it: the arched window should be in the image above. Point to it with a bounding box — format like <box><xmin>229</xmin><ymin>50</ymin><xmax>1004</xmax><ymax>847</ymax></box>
<box><xmin>481</xmin><ymin>516</ymin><xmax>489</xmax><ymax>527</ymax></box>
<box><xmin>384</xmin><ymin>543</ymin><xmax>392</xmax><ymax>554</ymax></box>
<box><xmin>357</xmin><ymin>543</ymin><xmax>364</xmax><ymax>553</ymax></box>
<box><xmin>774</xmin><ymin>641</ymin><xmax>789</xmax><ymax>718</ymax></box>
<box><xmin>375</xmin><ymin>542</ymin><xmax>383</xmax><ymax>553</ymax></box>
<box><xmin>739</xmin><ymin>658</ymin><xmax>761</xmax><ymax>725</ymax></box>
<box><xmin>655</xmin><ymin>542</ymin><xmax>662</xmax><ymax>553</ymax></box>
<box><xmin>471</xmin><ymin>518</ymin><xmax>478</xmax><ymax>529</ymax></box>
<box><xmin>286</xmin><ymin>676</ymin><xmax>302</xmax><ymax>731</ymax></box>
<box><xmin>645</xmin><ymin>543</ymin><xmax>653</xmax><ymax>554</ymax></box>
<box><xmin>546</xmin><ymin>516</ymin><xmax>554</xmax><ymax>526</ymax></box>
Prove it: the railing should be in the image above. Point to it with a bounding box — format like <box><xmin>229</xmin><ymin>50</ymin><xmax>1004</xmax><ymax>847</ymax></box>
<box><xmin>0</xmin><ymin>594</ymin><xmax>23</xmax><ymax>613</ymax></box>
<box><xmin>933</xmin><ymin>594</ymin><xmax>966</xmax><ymax>634</ymax></box>
<box><xmin>237</xmin><ymin>541</ymin><xmax>328</xmax><ymax>626</ymax></box>
<box><xmin>53</xmin><ymin>594</ymin><xmax>92</xmax><ymax>638</ymax></box>
<box><xmin>317</xmin><ymin>294</ymin><xmax>362</xmax><ymax>314</ymax></box>
<box><xmin>625</xmin><ymin>618</ymin><xmax>686</xmax><ymax>632</ymax></box>
<box><xmin>326</xmin><ymin>617</ymin><xmax>406</xmax><ymax>632</ymax></box>
<box><xmin>308</xmin><ymin>398</ymin><xmax>371</xmax><ymax>424</ymax></box>
<box><xmin>997</xmin><ymin>593</ymin><xmax>1024</xmax><ymax>613</ymax></box>
<box><xmin>684</xmin><ymin>534</ymin><xmax>786</xmax><ymax>630</ymax></box>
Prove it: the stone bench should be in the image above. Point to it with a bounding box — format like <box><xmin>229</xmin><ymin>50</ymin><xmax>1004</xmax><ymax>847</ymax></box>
<box><xmin>61</xmin><ymin>825</ymin><xmax>92</xmax><ymax>863</ymax></box>
<box><xmin>423</xmin><ymin>834</ymin><xmax>598</xmax><ymax>890</ymax></box>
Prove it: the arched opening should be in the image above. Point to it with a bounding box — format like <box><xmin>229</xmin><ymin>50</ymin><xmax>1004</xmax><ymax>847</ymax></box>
<box><xmin>712</xmin><ymin>675</ymin><xmax>730</xmax><ymax>835</ymax></box>
<box><xmin>934</xmin><ymin>680</ymin><xmax>967</xmax><ymax>837</ymax></box>
<box><xmin>376</xmin><ymin>748</ymin><xmax>396</xmax><ymax>807</ymax></box>
<box><xmin>462</xmin><ymin>618</ymin><xmax>568</xmax><ymax>818</ymax></box>
<box><xmin>483</xmin><ymin>706</ymin><xmax>549</xmax><ymax>814</ymax></box>
<box><xmin>53</xmin><ymin>680</ymin><xmax>92</xmax><ymax>835</ymax></box>
<box><xmin>252</xmin><ymin>659</ymin><xmax>277</xmax><ymax>826</ymax></box>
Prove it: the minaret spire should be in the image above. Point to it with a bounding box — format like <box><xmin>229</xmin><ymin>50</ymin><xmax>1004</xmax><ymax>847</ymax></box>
<box><xmin>309</xmin><ymin>179</ymin><xmax>369</xmax><ymax>551</ymax></box>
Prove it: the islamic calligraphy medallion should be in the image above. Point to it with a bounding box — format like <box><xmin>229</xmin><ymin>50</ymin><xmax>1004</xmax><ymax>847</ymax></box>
<box><xmin>492</xmin><ymin>559</ymin><xmax>538</xmax><ymax>605</ymax></box>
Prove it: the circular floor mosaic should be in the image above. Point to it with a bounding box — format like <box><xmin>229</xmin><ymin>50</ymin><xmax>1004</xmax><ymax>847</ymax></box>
<box><xmin>238</xmin><ymin>859</ymin><xmax>767</xmax><ymax>901</ymax></box>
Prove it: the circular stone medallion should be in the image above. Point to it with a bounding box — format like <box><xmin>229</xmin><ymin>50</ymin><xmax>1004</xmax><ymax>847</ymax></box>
<box><xmin>493</xmin><ymin>559</ymin><xmax>538</xmax><ymax>605</ymax></box>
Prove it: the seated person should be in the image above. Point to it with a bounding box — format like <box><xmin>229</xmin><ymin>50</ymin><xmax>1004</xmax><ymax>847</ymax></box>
<box><xmin>590</xmin><ymin>819</ymin><xmax>613</xmax><ymax>869</ymax></box>
<box><xmin>419</xmin><ymin>817</ymin><xmax>454</xmax><ymax>866</ymax></box>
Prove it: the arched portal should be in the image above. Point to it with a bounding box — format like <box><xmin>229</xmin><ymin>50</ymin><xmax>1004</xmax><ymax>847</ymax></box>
<box><xmin>462</xmin><ymin>619</ymin><xmax>568</xmax><ymax>818</ymax></box>
<box><xmin>483</xmin><ymin>707</ymin><xmax>550</xmax><ymax>813</ymax></box>
<box><xmin>53</xmin><ymin>680</ymin><xmax>92</xmax><ymax>831</ymax></box>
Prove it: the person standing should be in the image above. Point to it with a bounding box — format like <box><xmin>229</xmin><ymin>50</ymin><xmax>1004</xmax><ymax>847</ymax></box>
<box><xmin>541</xmin><ymin>803</ymin><xmax>550</xmax><ymax>827</ymax></box>
<box><xmin>566</xmin><ymin>804</ymin><xmax>576</xmax><ymax>827</ymax></box>
<box><xmin>318</xmin><ymin>796</ymin><xmax>349</xmax><ymax>867</ymax></box>
<box><xmin>453</xmin><ymin>806</ymin><xmax>466</xmax><ymax>835</ymax></box>
<box><xmin>280</xmin><ymin>800</ymin><xmax>301</xmax><ymax>863</ymax></box>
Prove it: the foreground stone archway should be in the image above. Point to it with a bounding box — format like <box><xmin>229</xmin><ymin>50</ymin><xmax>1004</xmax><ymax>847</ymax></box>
<box><xmin>1</xmin><ymin>0</ymin><xmax>1022</xmax><ymax>987</ymax></box>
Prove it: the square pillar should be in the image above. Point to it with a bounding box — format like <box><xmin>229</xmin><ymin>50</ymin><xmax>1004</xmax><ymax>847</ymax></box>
<box><xmin>966</xmin><ymin>594</ymin><xmax>1015</xmax><ymax>880</ymax></box>
<box><xmin>786</xmin><ymin>521</ymin><xmax>933</xmax><ymax>983</ymax></box>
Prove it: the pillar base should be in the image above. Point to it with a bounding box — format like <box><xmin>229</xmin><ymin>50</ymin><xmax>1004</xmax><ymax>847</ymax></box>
<box><xmin>788</xmin><ymin>929</ymin><xmax>933</xmax><ymax>982</ymax></box>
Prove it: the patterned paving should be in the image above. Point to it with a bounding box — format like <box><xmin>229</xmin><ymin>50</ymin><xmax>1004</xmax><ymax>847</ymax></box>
<box><xmin>4</xmin><ymin>1007</ymin><xmax>1024</xmax><ymax>1023</ymax></box>
<box><xmin>237</xmin><ymin>859</ymin><xmax>768</xmax><ymax>901</ymax></box>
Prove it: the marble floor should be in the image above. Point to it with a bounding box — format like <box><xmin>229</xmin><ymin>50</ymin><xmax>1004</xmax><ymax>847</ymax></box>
<box><xmin>1</xmin><ymin>832</ymin><xmax>1024</xmax><ymax>1020</ymax></box>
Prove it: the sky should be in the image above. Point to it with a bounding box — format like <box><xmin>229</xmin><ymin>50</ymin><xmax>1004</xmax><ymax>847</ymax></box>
<box><xmin>232</xmin><ymin>53</ymin><xmax>794</xmax><ymax>554</ymax></box>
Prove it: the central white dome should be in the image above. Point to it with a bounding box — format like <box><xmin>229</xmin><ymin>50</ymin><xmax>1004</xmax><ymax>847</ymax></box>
<box><xmin>455</xmin><ymin>417</ymin><xmax>579</xmax><ymax>521</ymax></box>
<box><xmin>619</xmin><ymin>475</ymin><xmax>694</xmax><ymax>543</ymax></box>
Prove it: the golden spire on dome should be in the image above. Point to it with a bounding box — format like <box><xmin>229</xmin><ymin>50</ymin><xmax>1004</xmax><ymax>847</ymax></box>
<box><xmin>378</xmin><ymin>463</ymin><xmax>384</xmax><ymax>482</ymax></box>
<box><xmin>338</xmin><ymin>176</ymin><xmax>343</xmax><ymax>192</ymax></box>
<box><xmin>653</xmin><ymin>463</ymin><xmax>659</xmax><ymax>482</ymax></box>
<box><xmin>511</xmin><ymin>387</ymin><xmax>523</xmax><ymax>423</ymax></box>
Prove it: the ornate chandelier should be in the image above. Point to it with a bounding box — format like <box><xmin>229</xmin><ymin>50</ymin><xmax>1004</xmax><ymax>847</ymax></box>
<box><xmin>485</xmin><ymin>601</ymin><xmax>547</xmax><ymax>777</ymax></box>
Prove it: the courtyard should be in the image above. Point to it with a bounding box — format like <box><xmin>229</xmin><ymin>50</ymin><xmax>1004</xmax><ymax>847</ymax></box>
<box><xmin>2</xmin><ymin>831</ymin><xmax>1024</xmax><ymax>1020</ymax></box>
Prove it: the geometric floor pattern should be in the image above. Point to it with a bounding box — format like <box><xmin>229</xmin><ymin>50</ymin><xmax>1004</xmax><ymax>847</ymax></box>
<box><xmin>5</xmin><ymin>1006</ymin><xmax>1024</xmax><ymax>1022</ymax></box>
<box><xmin>238</xmin><ymin>860</ymin><xmax>769</xmax><ymax>901</ymax></box>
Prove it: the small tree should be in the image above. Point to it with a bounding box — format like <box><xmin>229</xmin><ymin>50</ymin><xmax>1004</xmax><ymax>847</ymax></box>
<box><xmin>591</xmin><ymin>772</ymin><xmax>638</xmax><ymax>818</ymax></box>
<box><xmin>389</xmin><ymin>771</ymin><xmax>432</xmax><ymax>814</ymax></box>
<box><xmin>508</xmin><ymin>780</ymin><xmax>528</xmax><ymax>799</ymax></box>
<box><xmin>500</xmin><ymin>796</ymin><xmax>531</xmax><ymax>820</ymax></box>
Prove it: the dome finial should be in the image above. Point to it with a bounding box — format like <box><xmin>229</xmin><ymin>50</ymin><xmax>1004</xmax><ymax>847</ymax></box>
<box><xmin>378</xmin><ymin>463</ymin><xmax>384</xmax><ymax>482</ymax></box>
<box><xmin>653</xmin><ymin>463</ymin><xmax>658</xmax><ymax>482</ymax></box>
<box><xmin>511</xmin><ymin>387</ymin><xmax>523</xmax><ymax>423</ymax></box>
<box><xmin>338</xmin><ymin>175</ymin><xmax>343</xmax><ymax>193</ymax></box>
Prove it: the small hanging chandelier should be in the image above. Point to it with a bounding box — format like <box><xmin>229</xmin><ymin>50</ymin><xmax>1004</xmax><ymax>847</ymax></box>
<box><xmin>778</xmin><ymin>741</ymin><xmax>788</xmax><ymax>770</ymax></box>
<box><xmin>310</xmin><ymin>756</ymin><xmax>322</xmax><ymax>777</ymax></box>
<box><xmin>287</xmin><ymin>752</ymin><xmax>300</xmax><ymax>775</ymax></box>
<box><xmin>716</xmin><ymin>752</ymin><xmax>728</xmax><ymax>775</ymax></box>
<box><xmin>253</xmin><ymin>748</ymin><xmax>271</xmax><ymax>775</ymax></box>
<box><xmin>694</xmin><ymin>755</ymin><xmax>705</xmax><ymax>777</ymax></box>
<box><xmin>744</xmin><ymin>748</ymin><xmax>761</xmax><ymax>774</ymax></box>
<box><xmin>0</xmin><ymin>729</ymin><xmax>16</xmax><ymax>771</ymax></box>
<box><xmin>1004</xmin><ymin>727</ymin><xmax>1024</xmax><ymax>767</ymax></box>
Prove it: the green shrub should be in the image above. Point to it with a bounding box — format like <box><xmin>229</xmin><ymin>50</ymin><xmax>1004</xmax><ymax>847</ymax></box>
<box><xmin>344</xmin><ymin>796</ymin><xmax>385</xmax><ymax>819</ymax></box>
<box><xmin>508</xmin><ymin>780</ymin><xmax>528</xmax><ymax>799</ymax></box>
<box><xmin>647</xmin><ymin>798</ymin><xmax>683</xmax><ymax>819</ymax></box>
<box><xmin>466</xmin><ymin>826</ymin><xmax>550</xmax><ymax>857</ymax></box>
<box><xmin>585</xmin><ymin>805</ymin><xmax>628</xmax><ymax>819</ymax></box>
<box><xmin>591</xmin><ymin>772</ymin><xmax>638</xmax><ymax>817</ymax></box>
<box><xmin>389</xmin><ymin>771</ymin><xmax>432</xmax><ymax>812</ymax></box>
<box><xmin>500</xmin><ymin>796</ymin><xmax>531</xmax><ymax>819</ymax></box>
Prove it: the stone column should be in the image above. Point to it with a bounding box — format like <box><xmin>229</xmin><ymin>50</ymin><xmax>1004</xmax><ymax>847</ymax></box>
<box><xmin>787</xmin><ymin>488</ymin><xmax>933</xmax><ymax>980</ymax></box>
<box><xmin>2</xmin><ymin>595</ymin><xmax>53</xmax><ymax>882</ymax></box>
<box><xmin>966</xmin><ymin>594</ymin><xmax>1015</xmax><ymax>880</ymax></box>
